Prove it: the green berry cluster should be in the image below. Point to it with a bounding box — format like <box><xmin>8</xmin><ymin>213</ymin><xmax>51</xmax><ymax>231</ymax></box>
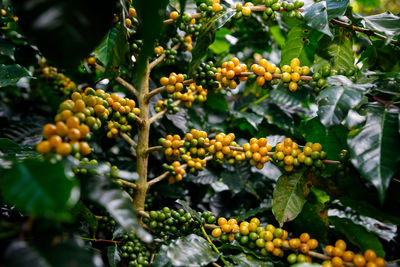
<box><xmin>154</xmin><ymin>98</ymin><xmax>180</xmax><ymax>114</ymax></box>
<box><xmin>262</xmin><ymin>0</ymin><xmax>304</xmax><ymax>21</ymax></box>
<box><xmin>310</xmin><ymin>63</ymin><xmax>357</xmax><ymax>93</ymax></box>
<box><xmin>192</xmin><ymin>61</ymin><xmax>220</xmax><ymax>90</ymax></box>
<box><xmin>117</xmin><ymin>231</ymin><xmax>151</xmax><ymax>267</ymax></box>
<box><xmin>98</xmin><ymin>214</ymin><xmax>117</xmax><ymax>232</ymax></box>
<box><xmin>336</xmin><ymin>149</ymin><xmax>350</xmax><ymax>178</ymax></box>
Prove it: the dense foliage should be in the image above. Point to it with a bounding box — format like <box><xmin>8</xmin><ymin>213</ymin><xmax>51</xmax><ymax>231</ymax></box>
<box><xmin>1</xmin><ymin>0</ymin><xmax>400</xmax><ymax>266</ymax></box>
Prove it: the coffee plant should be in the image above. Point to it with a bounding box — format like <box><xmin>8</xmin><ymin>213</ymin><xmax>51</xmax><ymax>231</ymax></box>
<box><xmin>1</xmin><ymin>0</ymin><xmax>400</xmax><ymax>266</ymax></box>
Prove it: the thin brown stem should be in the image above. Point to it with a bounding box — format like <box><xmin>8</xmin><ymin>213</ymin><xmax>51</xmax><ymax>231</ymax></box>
<box><xmin>147</xmin><ymin>146</ymin><xmax>163</xmax><ymax>153</ymax></box>
<box><xmin>117</xmin><ymin>178</ymin><xmax>137</xmax><ymax>189</ymax></box>
<box><xmin>149</xmin><ymin>100</ymin><xmax>181</xmax><ymax>124</ymax></box>
<box><xmin>94</xmin><ymin>63</ymin><xmax>139</xmax><ymax>97</ymax></box>
<box><xmin>120</xmin><ymin>132</ymin><xmax>138</xmax><ymax>149</ymax></box>
<box><xmin>330</xmin><ymin>19</ymin><xmax>399</xmax><ymax>47</ymax></box>
<box><xmin>149</xmin><ymin>43</ymin><xmax>181</xmax><ymax>70</ymax></box>
<box><xmin>367</xmin><ymin>94</ymin><xmax>399</xmax><ymax>109</ymax></box>
<box><xmin>77</xmin><ymin>236</ymin><xmax>123</xmax><ymax>244</ymax></box>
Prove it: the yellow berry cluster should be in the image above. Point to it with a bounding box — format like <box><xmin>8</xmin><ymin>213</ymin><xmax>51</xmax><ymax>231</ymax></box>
<box><xmin>216</xmin><ymin>57</ymin><xmax>248</xmax><ymax>89</ymax></box>
<box><xmin>124</xmin><ymin>7</ymin><xmax>137</xmax><ymax>27</ymax></box>
<box><xmin>280</xmin><ymin>58</ymin><xmax>310</xmax><ymax>92</ymax></box>
<box><xmin>160</xmin><ymin>73</ymin><xmax>186</xmax><ymax>93</ymax></box>
<box><xmin>211</xmin><ymin>0</ymin><xmax>224</xmax><ymax>12</ymax></box>
<box><xmin>273</xmin><ymin>139</ymin><xmax>327</xmax><ymax>172</ymax></box>
<box><xmin>208</xmin><ymin>133</ymin><xmax>244</xmax><ymax>163</ymax></box>
<box><xmin>154</xmin><ymin>46</ymin><xmax>165</xmax><ymax>55</ymax></box>
<box><xmin>160</xmin><ymin>134</ymin><xmax>185</xmax><ymax>160</ymax></box>
<box><xmin>38</xmin><ymin>64</ymin><xmax>77</xmax><ymax>95</ymax></box>
<box><xmin>167</xmin><ymin>161</ymin><xmax>186</xmax><ymax>184</ymax></box>
<box><xmin>105</xmin><ymin>93</ymin><xmax>140</xmax><ymax>138</ymax></box>
<box><xmin>184</xmin><ymin>35</ymin><xmax>193</xmax><ymax>51</ymax></box>
<box><xmin>236</xmin><ymin>2</ymin><xmax>254</xmax><ymax>17</ymax></box>
<box><xmin>172</xmin><ymin>83</ymin><xmax>208</xmax><ymax>107</ymax></box>
<box><xmin>209</xmin><ymin>217</ymin><xmax>386</xmax><ymax>266</ymax></box>
<box><xmin>323</xmin><ymin>240</ymin><xmax>385</xmax><ymax>267</ymax></box>
<box><xmin>250</xmin><ymin>58</ymin><xmax>281</xmax><ymax>87</ymax></box>
<box><xmin>242</xmin><ymin>137</ymin><xmax>273</xmax><ymax>169</ymax></box>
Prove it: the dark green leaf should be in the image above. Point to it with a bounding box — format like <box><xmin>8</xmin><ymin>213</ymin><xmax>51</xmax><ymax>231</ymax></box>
<box><xmin>12</xmin><ymin>0</ymin><xmax>115</xmax><ymax>67</ymax></box>
<box><xmin>160</xmin><ymin>234</ymin><xmax>220</xmax><ymax>266</ymax></box>
<box><xmin>280</xmin><ymin>25</ymin><xmax>323</xmax><ymax>66</ymax></box>
<box><xmin>347</xmin><ymin>103</ymin><xmax>400</xmax><ymax>203</ymax></box>
<box><xmin>362</xmin><ymin>12</ymin><xmax>400</xmax><ymax>43</ymax></box>
<box><xmin>151</xmin><ymin>245</ymin><xmax>173</xmax><ymax>267</ymax></box>
<box><xmin>229</xmin><ymin>253</ymin><xmax>274</xmax><ymax>267</ymax></box>
<box><xmin>0</xmin><ymin>38</ymin><xmax>15</xmax><ymax>60</ymax></box>
<box><xmin>291</xmin><ymin>264</ymin><xmax>322</xmax><ymax>267</ymax></box>
<box><xmin>207</xmin><ymin>92</ymin><xmax>228</xmax><ymax>111</ymax></box>
<box><xmin>0</xmin><ymin>64</ymin><xmax>31</xmax><ymax>86</ymax></box>
<box><xmin>326</xmin><ymin>0</ymin><xmax>349</xmax><ymax>19</ymax></box>
<box><xmin>176</xmin><ymin>199</ymin><xmax>203</xmax><ymax>223</ymax></box>
<box><xmin>71</xmin><ymin>201</ymin><xmax>98</xmax><ymax>232</ymax></box>
<box><xmin>0</xmin><ymin>158</ymin><xmax>78</xmax><ymax>219</ymax></box>
<box><xmin>236</xmin><ymin>207</ymin><xmax>271</xmax><ymax>222</ymax></box>
<box><xmin>233</xmin><ymin>111</ymin><xmax>264</xmax><ymax>131</ymax></box>
<box><xmin>302</xmin><ymin>2</ymin><xmax>333</xmax><ymax>38</ymax></box>
<box><xmin>81</xmin><ymin>174</ymin><xmax>151</xmax><ymax>242</ymax></box>
<box><xmin>135</xmin><ymin>0</ymin><xmax>168</xmax><ymax>84</ymax></box>
<box><xmin>95</xmin><ymin>24</ymin><xmax>129</xmax><ymax>78</ymax></box>
<box><xmin>329</xmin><ymin>216</ymin><xmax>385</xmax><ymax>257</ymax></box>
<box><xmin>270</xmin><ymin>86</ymin><xmax>311</xmax><ymax>107</ymax></box>
<box><xmin>107</xmin><ymin>246</ymin><xmax>121</xmax><ymax>267</ymax></box>
<box><xmin>316</xmin><ymin>76</ymin><xmax>369</xmax><ymax>127</ymax></box>
<box><xmin>272</xmin><ymin>170</ymin><xmax>310</xmax><ymax>227</ymax></box>
<box><xmin>316</xmin><ymin>29</ymin><xmax>354</xmax><ymax>72</ymax></box>
<box><xmin>189</xmin><ymin>10</ymin><xmax>236</xmax><ymax>73</ymax></box>
<box><xmin>3</xmin><ymin>241</ymin><xmax>50</xmax><ymax>267</ymax></box>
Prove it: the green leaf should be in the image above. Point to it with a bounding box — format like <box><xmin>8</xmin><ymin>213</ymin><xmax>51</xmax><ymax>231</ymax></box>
<box><xmin>0</xmin><ymin>138</ymin><xmax>36</xmax><ymax>160</ymax></box>
<box><xmin>270</xmin><ymin>85</ymin><xmax>310</xmax><ymax>107</ymax></box>
<box><xmin>176</xmin><ymin>199</ymin><xmax>203</xmax><ymax>223</ymax></box>
<box><xmin>233</xmin><ymin>111</ymin><xmax>264</xmax><ymax>131</ymax></box>
<box><xmin>272</xmin><ymin>170</ymin><xmax>310</xmax><ymax>227</ymax></box>
<box><xmin>71</xmin><ymin>201</ymin><xmax>98</xmax><ymax>232</ymax></box>
<box><xmin>355</xmin><ymin>0</ymin><xmax>380</xmax><ymax>8</ymax></box>
<box><xmin>81</xmin><ymin>174</ymin><xmax>151</xmax><ymax>242</ymax></box>
<box><xmin>280</xmin><ymin>25</ymin><xmax>323</xmax><ymax>66</ymax></box>
<box><xmin>236</xmin><ymin>207</ymin><xmax>271</xmax><ymax>222</ymax></box>
<box><xmin>135</xmin><ymin>0</ymin><xmax>169</xmax><ymax>84</ymax></box>
<box><xmin>154</xmin><ymin>234</ymin><xmax>220</xmax><ymax>266</ymax></box>
<box><xmin>12</xmin><ymin>0</ymin><xmax>115</xmax><ymax>67</ymax></box>
<box><xmin>189</xmin><ymin>10</ymin><xmax>236</xmax><ymax>73</ymax></box>
<box><xmin>347</xmin><ymin>103</ymin><xmax>400</xmax><ymax>203</ymax></box>
<box><xmin>207</xmin><ymin>92</ymin><xmax>228</xmax><ymax>111</ymax></box>
<box><xmin>269</xmin><ymin>25</ymin><xmax>286</xmax><ymax>48</ymax></box>
<box><xmin>329</xmin><ymin>216</ymin><xmax>385</xmax><ymax>257</ymax></box>
<box><xmin>0</xmin><ymin>158</ymin><xmax>78</xmax><ymax>219</ymax></box>
<box><xmin>229</xmin><ymin>253</ymin><xmax>274</xmax><ymax>267</ymax></box>
<box><xmin>95</xmin><ymin>24</ymin><xmax>129</xmax><ymax>78</ymax></box>
<box><xmin>0</xmin><ymin>39</ymin><xmax>15</xmax><ymax>60</ymax></box>
<box><xmin>316</xmin><ymin>76</ymin><xmax>369</xmax><ymax>127</ymax></box>
<box><xmin>209</xmin><ymin>27</ymin><xmax>231</xmax><ymax>54</ymax></box>
<box><xmin>326</xmin><ymin>0</ymin><xmax>349</xmax><ymax>19</ymax></box>
<box><xmin>316</xmin><ymin>29</ymin><xmax>354</xmax><ymax>72</ymax></box>
<box><xmin>0</xmin><ymin>64</ymin><xmax>31</xmax><ymax>87</ymax></box>
<box><xmin>107</xmin><ymin>246</ymin><xmax>121</xmax><ymax>267</ymax></box>
<box><xmin>362</xmin><ymin>12</ymin><xmax>400</xmax><ymax>43</ymax></box>
<box><xmin>302</xmin><ymin>2</ymin><xmax>333</xmax><ymax>38</ymax></box>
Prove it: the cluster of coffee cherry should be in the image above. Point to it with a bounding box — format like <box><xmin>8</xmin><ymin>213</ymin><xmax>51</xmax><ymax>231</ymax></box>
<box><xmin>36</xmin><ymin>87</ymin><xmax>140</xmax><ymax>156</ymax></box>
<box><xmin>216</xmin><ymin>57</ymin><xmax>249</xmax><ymax>89</ymax></box>
<box><xmin>37</xmin><ymin>63</ymin><xmax>77</xmax><ymax>96</ymax></box>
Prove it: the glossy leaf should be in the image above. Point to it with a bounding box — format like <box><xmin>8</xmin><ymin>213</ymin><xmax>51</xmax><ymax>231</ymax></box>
<box><xmin>0</xmin><ymin>64</ymin><xmax>31</xmax><ymax>86</ymax></box>
<box><xmin>95</xmin><ymin>24</ymin><xmax>129</xmax><ymax>78</ymax></box>
<box><xmin>11</xmin><ymin>0</ymin><xmax>115</xmax><ymax>67</ymax></box>
<box><xmin>233</xmin><ymin>111</ymin><xmax>264</xmax><ymax>131</ymax></box>
<box><xmin>272</xmin><ymin>170</ymin><xmax>310</xmax><ymax>227</ymax></box>
<box><xmin>362</xmin><ymin>12</ymin><xmax>400</xmax><ymax>43</ymax></box>
<box><xmin>316</xmin><ymin>76</ymin><xmax>369</xmax><ymax>127</ymax></box>
<box><xmin>326</xmin><ymin>0</ymin><xmax>349</xmax><ymax>19</ymax></box>
<box><xmin>107</xmin><ymin>246</ymin><xmax>121</xmax><ymax>267</ymax></box>
<box><xmin>0</xmin><ymin>158</ymin><xmax>78</xmax><ymax>219</ymax></box>
<box><xmin>280</xmin><ymin>25</ymin><xmax>323</xmax><ymax>66</ymax></box>
<box><xmin>189</xmin><ymin>9</ymin><xmax>236</xmax><ymax>73</ymax></box>
<box><xmin>156</xmin><ymin>234</ymin><xmax>220</xmax><ymax>266</ymax></box>
<box><xmin>207</xmin><ymin>92</ymin><xmax>228</xmax><ymax>111</ymax></box>
<box><xmin>135</xmin><ymin>0</ymin><xmax>169</xmax><ymax>84</ymax></box>
<box><xmin>347</xmin><ymin>103</ymin><xmax>400</xmax><ymax>203</ymax></box>
<box><xmin>81</xmin><ymin>174</ymin><xmax>151</xmax><ymax>242</ymax></box>
<box><xmin>317</xmin><ymin>29</ymin><xmax>354</xmax><ymax>72</ymax></box>
<box><xmin>302</xmin><ymin>2</ymin><xmax>333</xmax><ymax>38</ymax></box>
<box><xmin>329</xmin><ymin>216</ymin><xmax>385</xmax><ymax>257</ymax></box>
<box><xmin>229</xmin><ymin>253</ymin><xmax>274</xmax><ymax>267</ymax></box>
